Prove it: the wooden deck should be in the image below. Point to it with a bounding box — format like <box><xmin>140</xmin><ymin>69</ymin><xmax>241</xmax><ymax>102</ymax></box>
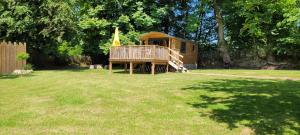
<box><xmin>109</xmin><ymin>45</ymin><xmax>186</xmax><ymax>75</ymax></box>
<box><xmin>110</xmin><ymin>45</ymin><xmax>169</xmax><ymax>63</ymax></box>
<box><xmin>109</xmin><ymin>45</ymin><xmax>170</xmax><ymax>75</ymax></box>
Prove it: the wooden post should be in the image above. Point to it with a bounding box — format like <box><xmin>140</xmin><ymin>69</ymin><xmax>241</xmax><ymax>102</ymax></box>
<box><xmin>109</xmin><ymin>62</ymin><xmax>112</xmax><ymax>73</ymax></box>
<box><xmin>130</xmin><ymin>62</ymin><xmax>133</xmax><ymax>75</ymax></box>
<box><xmin>166</xmin><ymin>64</ymin><xmax>169</xmax><ymax>73</ymax></box>
<box><xmin>0</xmin><ymin>44</ymin><xmax>2</xmax><ymax>73</ymax></box>
<box><xmin>129</xmin><ymin>46</ymin><xmax>132</xmax><ymax>59</ymax></box>
<box><xmin>124</xmin><ymin>63</ymin><xmax>128</xmax><ymax>72</ymax></box>
<box><xmin>168</xmin><ymin>38</ymin><xmax>171</xmax><ymax>49</ymax></box>
<box><xmin>142</xmin><ymin>63</ymin><xmax>145</xmax><ymax>73</ymax></box>
<box><xmin>109</xmin><ymin>47</ymin><xmax>112</xmax><ymax>62</ymax></box>
<box><xmin>151</xmin><ymin>62</ymin><xmax>155</xmax><ymax>75</ymax></box>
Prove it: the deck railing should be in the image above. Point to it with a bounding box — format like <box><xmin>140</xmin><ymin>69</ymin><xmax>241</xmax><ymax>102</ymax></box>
<box><xmin>110</xmin><ymin>45</ymin><xmax>169</xmax><ymax>61</ymax></box>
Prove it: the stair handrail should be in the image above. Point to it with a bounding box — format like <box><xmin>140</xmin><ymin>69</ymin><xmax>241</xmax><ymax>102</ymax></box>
<box><xmin>168</xmin><ymin>48</ymin><xmax>184</xmax><ymax>70</ymax></box>
<box><xmin>168</xmin><ymin>48</ymin><xmax>183</xmax><ymax>58</ymax></box>
<box><xmin>168</xmin><ymin>54</ymin><xmax>183</xmax><ymax>65</ymax></box>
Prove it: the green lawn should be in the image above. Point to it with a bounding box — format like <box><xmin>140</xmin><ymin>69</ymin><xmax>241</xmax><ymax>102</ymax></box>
<box><xmin>0</xmin><ymin>69</ymin><xmax>300</xmax><ymax>134</ymax></box>
<box><xmin>191</xmin><ymin>69</ymin><xmax>300</xmax><ymax>79</ymax></box>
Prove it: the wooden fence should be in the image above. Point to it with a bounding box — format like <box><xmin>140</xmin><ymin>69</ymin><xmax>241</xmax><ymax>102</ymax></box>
<box><xmin>0</xmin><ymin>41</ymin><xmax>27</xmax><ymax>74</ymax></box>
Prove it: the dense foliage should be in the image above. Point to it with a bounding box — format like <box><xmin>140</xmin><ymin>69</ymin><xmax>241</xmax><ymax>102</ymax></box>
<box><xmin>0</xmin><ymin>0</ymin><xmax>299</xmax><ymax>68</ymax></box>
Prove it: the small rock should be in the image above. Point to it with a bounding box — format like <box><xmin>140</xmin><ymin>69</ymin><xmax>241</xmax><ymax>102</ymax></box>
<box><xmin>89</xmin><ymin>65</ymin><xmax>95</xmax><ymax>69</ymax></box>
<box><xmin>95</xmin><ymin>64</ymin><xmax>103</xmax><ymax>69</ymax></box>
<box><xmin>13</xmin><ymin>70</ymin><xmax>33</xmax><ymax>75</ymax></box>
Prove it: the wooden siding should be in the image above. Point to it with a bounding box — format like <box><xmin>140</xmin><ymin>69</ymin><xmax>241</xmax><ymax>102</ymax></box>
<box><xmin>182</xmin><ymin>41</ymin><xmax>198</xmax><ymax>64</ymax></box>
<box><xmin>139</xmin><ymin>32</ymin><xmax>198</xmax><ymax>65</ymax></box>
<box><xmin>0</xmin><ymin>41</ymin><xmax>27</xmax><ymax>74</ymax></box>
<box><xmin>170</xmin><ymin>38</ymin><xmax>198</xmax><ymax>64</ymax></box>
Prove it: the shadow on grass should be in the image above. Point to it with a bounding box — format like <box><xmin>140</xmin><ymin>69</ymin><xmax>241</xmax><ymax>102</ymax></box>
<box><xmin>0</xmin><ymin>74</ymin><xmax>19</xmax><ymax>79</ymax></box>
<box><xmin>45</xmin><ymin>67</ymin><xmax>89</xmax><ymax>72</ymax></box>
<box><xmin>113</xmin><ymin>70</ymin><xmax>166</xmax><ymax>75</ymax></box>
<box><xmin>182</xmin><ymin>79</ymin><xmax>300</xmax><ymax>134</ymax></box>
<box><xmin>0</xmin><ymin>74</ymin><xmax>35</xmax><ymax>79</ymax></box>
<box><xmin>65</xmin><ymin>67</ymin><xmax>89</xmax><ymax>72</ymax></box>
<box><xmin>114</xmin><ymin>70</ymin><xmax>145</xmax><ymax>74</ymax></box>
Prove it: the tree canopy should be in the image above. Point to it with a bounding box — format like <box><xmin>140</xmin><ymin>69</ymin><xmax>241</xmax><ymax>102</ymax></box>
<box><xmin>0</xmin><ymin>0</ymin><xmax>299</xmax><ymax>68</ymax></box>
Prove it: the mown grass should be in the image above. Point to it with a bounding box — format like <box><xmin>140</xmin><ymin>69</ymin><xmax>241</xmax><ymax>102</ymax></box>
<box><xmin>0</xmin><ymin>69</ymin><xmax>299</xmax><ymax>134</ymax></box>
<box><xmin>191</xmin><ymin>69</ymin><xmax>300</xmax><ymax>79</ymax></box>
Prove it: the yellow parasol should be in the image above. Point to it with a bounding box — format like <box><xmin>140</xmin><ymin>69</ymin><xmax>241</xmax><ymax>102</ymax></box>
<box><xmin>112</xmin><ymin>27</ymin><xmax>121</xmax><ymax>46</ymax></box>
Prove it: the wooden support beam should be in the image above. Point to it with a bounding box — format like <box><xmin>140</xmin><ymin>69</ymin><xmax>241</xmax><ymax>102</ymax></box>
<box><xmin>151</xmin><ymin>62</ymin><xmax>155</xmax><ymax>75</ymax></box>
<box><xmin>166</xmin><ymin>64</ymin><xmax>169</xmax><ymax>73</ymax></box>
<box><xmin>130</xmin><ymin>62</ymin><xmax>133</xmax><ymax>75</ymax></box>
<box><xmin>168</xmin><ymin>38</ymin><xmax>171</xmax><ymax>49</ymax></box>
<box><xmin>109</xmin><ymin>62</ymin><xmax>112</xmax><ymax>73</ymax></box>
<box><xmin>125</xmin><ymin>63</ymin><xmax>128</xmax><ymax>72</ymax></box>
<box><xmin>142</xmin><ymin>63</ymin><xmax>145</xmax><ymax>73</ymax></box>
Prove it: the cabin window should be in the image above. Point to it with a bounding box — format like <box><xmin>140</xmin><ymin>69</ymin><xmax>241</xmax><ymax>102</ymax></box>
<box><xmin>148</xmin><ymin>38</ymin><xmax>169</xmax><ymax>46</ymax></box>
<box><xmin>180</xmin><ymin>42</ymin><xmax>186</xmax><ymax>53</ymax></box>
<box><xmin>192</xmin><ymin>45</ymin><xmax>195</xmax><ymax>52</ymax></box>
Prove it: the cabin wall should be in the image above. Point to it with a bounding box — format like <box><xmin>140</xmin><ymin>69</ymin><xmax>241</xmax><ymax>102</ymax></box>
<box><xmin>170</xmin><ymin>38</ymin><xmax>179</xmax><ymax>50</ymax></box>
<box><xmin>140</xmin><ymin>34</ymin><xmax>198</xmax><ymax>69</ymax></box>
<box><xmin>182</xmin><ymin>42</ymin><xmax>198</xmax><ymax>64</ymax></box>
<box><xmin>171</xmin><ymin>38</ymin><xmax>198</xmax><ymax>66</ymax></box>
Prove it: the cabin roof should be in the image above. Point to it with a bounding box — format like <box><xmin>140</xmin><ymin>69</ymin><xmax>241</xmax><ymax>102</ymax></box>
<box><xmin>139</xmin><ymin>32</ymin><xmax>195</xmax><ymax>43</ymax></box>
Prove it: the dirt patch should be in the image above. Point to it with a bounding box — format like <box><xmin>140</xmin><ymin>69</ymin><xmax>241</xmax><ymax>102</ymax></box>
<box><xmin>240</xmin><ymin>127</ymin><xmax>255</xmax><ymax>135</ymax></box>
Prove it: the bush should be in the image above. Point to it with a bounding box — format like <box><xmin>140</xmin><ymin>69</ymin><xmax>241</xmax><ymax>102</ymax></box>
<box><xmin>23</xmin><ymin>64</ymin><xmax>33</xmax><ymax>70</ymax></box>
<box><xmin>17</xmin><ymin>52</ymin><xmax>29</xmax><ymax>61</ymax></box>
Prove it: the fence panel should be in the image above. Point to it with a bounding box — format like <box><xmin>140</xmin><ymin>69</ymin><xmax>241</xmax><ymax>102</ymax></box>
<box><xmin>0</xmin><ymin>41</ymin><xmax>27</xmax><ymax>74</ymax></box>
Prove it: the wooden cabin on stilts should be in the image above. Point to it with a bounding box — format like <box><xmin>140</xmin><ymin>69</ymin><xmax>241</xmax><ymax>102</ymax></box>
<box><xmin>109</xmin><ymin>32</ymin><xmax>198</xmax><ymax>75</ymax></box>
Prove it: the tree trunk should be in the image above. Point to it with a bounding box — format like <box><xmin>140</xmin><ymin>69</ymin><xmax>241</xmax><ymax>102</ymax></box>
<box><xmin>212</xmin><ymin>0</ymin><xmax>231</xmax><ymax>66</ymax></box>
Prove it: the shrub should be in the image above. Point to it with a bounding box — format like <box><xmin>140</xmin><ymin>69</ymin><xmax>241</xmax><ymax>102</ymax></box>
<box><xmin>16</xmin><ymin>52</ymin><xmax>29</xmax><ymax>61</ymax></box>
<box><xmin>23</xmin><ymin>64</ymin><xmax>33</xmax><ymax>70</ymax></box>
<box><xmin>16</xmin><ymin>53</ymin><xmax>32</xmax><ymax>71</ymax></box>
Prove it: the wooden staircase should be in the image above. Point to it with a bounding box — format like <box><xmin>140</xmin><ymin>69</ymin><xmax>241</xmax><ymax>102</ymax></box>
<box><xmin>168</xmin><ymin>48</ymin><xmax>188</xmax><ymax>72</ymax></box>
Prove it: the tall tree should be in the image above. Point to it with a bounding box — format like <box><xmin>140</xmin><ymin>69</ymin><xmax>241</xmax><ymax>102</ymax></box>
<box><xmin>1</xmin><ymin>0</ymin><xmax>299</xmax><ymax>68</ymax></box>
<box><xmin>212</xmin><ymin>0</ymin><xmax>231</xmax><ymax>65</ymax></box>
<box><xmin>222</xmin><ymin>0</ymin><xmax>300</xmax><ymax>64</ymax></box>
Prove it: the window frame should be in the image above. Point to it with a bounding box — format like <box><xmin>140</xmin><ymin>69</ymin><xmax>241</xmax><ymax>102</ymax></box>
<box><xmin>192</xmin><ymin>45</ymin><xmax>194</xmax><ymax>52</ymax></box>
<box><xmin>180</xmin><ymin>42</ymin><xmax>186</xmax><ymax>54</ymax></box>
